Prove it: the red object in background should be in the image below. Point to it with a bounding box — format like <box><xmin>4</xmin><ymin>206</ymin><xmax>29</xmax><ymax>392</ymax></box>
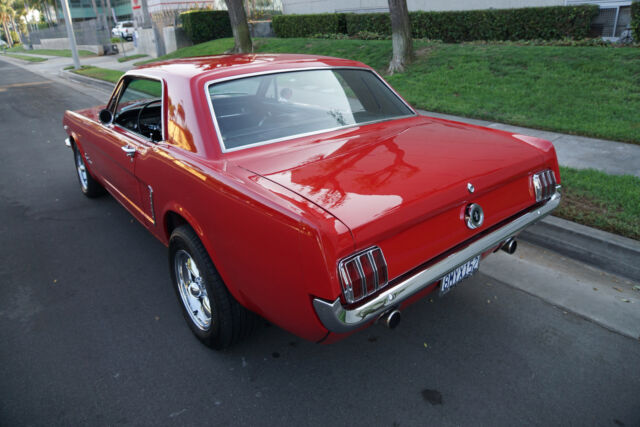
<box><xmin>63</xmin><ymin>54</ymin><xmax>561</xmax><ymax>347</ymax></box>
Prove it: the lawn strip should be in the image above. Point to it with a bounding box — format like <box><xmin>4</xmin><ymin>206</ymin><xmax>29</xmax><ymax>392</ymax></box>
<box><xmin>4</xmin><ymin>53</ymin><xmax>48</xmax><ymax>62</ymax></box>
<box><xmin>556</xmin><ymin>167</ymin><xmax>640</xmax><ymax>241</ymax></box>
<box><xmin>7</xmin><ymin>46</ymin><xmax>95</xmax><ymax>57</ymax></box>
<box><xmin>71</xmin><ymin>66</ymin><xmax>124</xmax><ymax>83</ymax></box>
<box><xmin>118</xmin><ymin>54</ymin><xmax>148</xmax><ymax>63</ymax></box>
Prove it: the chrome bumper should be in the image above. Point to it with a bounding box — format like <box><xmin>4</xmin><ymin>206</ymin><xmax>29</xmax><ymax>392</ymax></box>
<box><xmin>313</xmin><ymin>191</ymin><xmax>561</xmax><ymax>333</ymax></box>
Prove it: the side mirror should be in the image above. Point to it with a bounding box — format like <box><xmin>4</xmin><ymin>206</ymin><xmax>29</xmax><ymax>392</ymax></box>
<box><xmin>99</xmin><ymin>109</ymin><xmax>113</xmax><ymax>124</ymax></box>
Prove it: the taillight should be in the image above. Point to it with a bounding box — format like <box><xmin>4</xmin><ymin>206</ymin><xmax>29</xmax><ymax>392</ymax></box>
<box><xmin>532</xmin><ymin>170</ymin><xmax>557</xmax><ymax>202</ymax></box>
<box><xmin>338</xmin><ymin>247</ymin><xmax>389</xmax><ymax>304</ymax></box>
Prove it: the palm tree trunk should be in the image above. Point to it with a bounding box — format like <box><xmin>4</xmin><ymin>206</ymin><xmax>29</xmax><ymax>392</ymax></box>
<box><xmin>3</xmin><ymin>19</ymin><xmax>13</xmax><ymax>48</ymax></box>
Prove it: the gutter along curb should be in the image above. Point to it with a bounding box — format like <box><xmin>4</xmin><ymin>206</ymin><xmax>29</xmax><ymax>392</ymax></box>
<box><xmin>520</xmin><ymin>216</ymin><xmax>640</xmax><ymax>282</ymax></box>
<box><xmin>57</xmin><ymin>70</ymin><xmax>640</xmax><ymax>283</ymax></box>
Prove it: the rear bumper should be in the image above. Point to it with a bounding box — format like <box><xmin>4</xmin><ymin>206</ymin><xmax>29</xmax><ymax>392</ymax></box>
<box><xmin>313</xmin><ymin>190</ymin><xmax>561</xmax><ymax>333</ymax></box>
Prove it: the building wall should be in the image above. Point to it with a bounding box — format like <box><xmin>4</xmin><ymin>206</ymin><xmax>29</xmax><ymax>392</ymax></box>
<box><xmin>282</xmin><ymin>0</ymin><xmax>565</xmax><ymax>14</ymax></box>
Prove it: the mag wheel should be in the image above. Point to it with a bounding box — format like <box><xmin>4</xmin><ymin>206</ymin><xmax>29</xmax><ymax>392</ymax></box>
<box><xmin>73</xmin><ymin>145</ymin><xmax>103</xmax><ymax>197</ymax></box>
<box><xmin>169</xmin><ymin>225</ymin><xmax>257</xmax><ymax>349</ymax></box>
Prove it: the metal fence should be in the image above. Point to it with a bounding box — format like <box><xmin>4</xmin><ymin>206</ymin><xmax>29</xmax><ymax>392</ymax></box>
<box><xmin>27</xmin><ymin>19</ymin><xmax>111</xmax><ymax>46</ymax></box>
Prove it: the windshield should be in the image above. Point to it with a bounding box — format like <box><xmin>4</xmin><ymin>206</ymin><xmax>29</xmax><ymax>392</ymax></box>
<box><xmin>208</xmin><ymin>68</ymin><xmax>414</xmax><ymax>152</ymax></box>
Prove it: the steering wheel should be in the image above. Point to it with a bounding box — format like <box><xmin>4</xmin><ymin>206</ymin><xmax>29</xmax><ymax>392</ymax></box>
<box><xmin>136</xmin><ymin>99</ymin><xmax>162</xmax><ymax>140</ymax></box>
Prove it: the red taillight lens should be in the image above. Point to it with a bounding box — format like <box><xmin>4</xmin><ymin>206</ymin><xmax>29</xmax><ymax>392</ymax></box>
<box><xmin>338</xmin><ymin>246</ymin><xmax>389</xmax><ymax>304</ymax></box>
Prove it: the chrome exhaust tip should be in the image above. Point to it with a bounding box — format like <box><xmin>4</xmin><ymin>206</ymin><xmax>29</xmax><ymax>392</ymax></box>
<box><xmin>380</xmin><ymin>309</ymin><xmax>402</xmax><ymax>329</ymax></box>
<box><xmin>501</xmin><ymin>238</ymin><xmax>517</xmax><ymax>255</ymax></box>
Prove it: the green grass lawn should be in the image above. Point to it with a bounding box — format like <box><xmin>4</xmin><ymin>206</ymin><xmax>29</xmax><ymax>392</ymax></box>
<box><xmin>4</xmin><ymin>53</ymin><xmax>48</xmax><ymax>62</ymax></box>
<box><xmin>138</xmin><ymin>37</ymin><xmax>639</xmax><ymax>144</ymax></box>
<box><xmin>557</xmin><ymin>167</ymin><xmax>640</xmax><ymax>240</ymax></box>
<box><xmin>7</xmin><ymin>46</ymin><xmax>95</xmax><ymax>57</ymax></box>
<box><xmin>118</xmin><ymin>54</ymin><xmax>148</xmax><ymax>63</ymax></box>
<box><xmin>71</xmin><ymin>66</ymin><xmax>123</xmax><ymax>83</ymax></box>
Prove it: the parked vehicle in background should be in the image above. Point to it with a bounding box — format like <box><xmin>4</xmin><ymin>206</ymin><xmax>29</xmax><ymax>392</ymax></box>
<box><xmin>112</xmin><ymin>21</ymin><xmax>134</xmax><ymax>40</ymax></box>
<box><xmin>62</xmin><ymin>54</ymin><xmax>561</xmax><ymax>350</ymax></box>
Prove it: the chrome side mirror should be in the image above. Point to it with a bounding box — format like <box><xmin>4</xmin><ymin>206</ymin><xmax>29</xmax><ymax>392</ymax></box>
<box><xmin>99</xmin><ymin>108</ymin><xmax>113</xmax><ymax>124</ymax></box>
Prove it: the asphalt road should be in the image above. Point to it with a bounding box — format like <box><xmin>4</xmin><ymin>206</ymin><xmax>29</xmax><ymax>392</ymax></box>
<box><xmin>1</xmin><ymin>59</ymin><xmax>639</xmax><ymax>427</ymax></box>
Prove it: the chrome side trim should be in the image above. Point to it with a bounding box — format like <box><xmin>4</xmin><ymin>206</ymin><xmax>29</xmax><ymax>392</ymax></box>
<box><xmin>64</xmin><ymin>137</ymin><xmax>72</xmax><ymax>148</ymax></box>
<box><xmin>148</xmin><ymin>185</ymin><xmax>156</xmax><ymax>225</ymax></box>
<box><xmin>313</xmin><ymin>191</ymin><xmax>561</xmax><ymax>333</ymax></box>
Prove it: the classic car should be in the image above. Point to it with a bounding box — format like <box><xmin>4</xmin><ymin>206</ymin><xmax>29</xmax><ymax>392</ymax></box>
<box><xmin>63</xmin><ymin>54</ymin><xmax>561</xmax><ymax>349</ymax></box>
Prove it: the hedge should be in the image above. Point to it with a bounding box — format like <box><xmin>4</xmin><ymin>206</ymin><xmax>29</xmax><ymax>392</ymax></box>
<box><xmin>274</xmin><ymin>5</ymin><xmax>599</xmax><ymax>42</ymax></box>
<box><xmin>272</xmin><ymin>13</ymin><xmax>346</xmax><ymax>38</ymax></box>
<box><xmin>632</xmin><ymin>1</ymin><xmax>640</xmax><ymax>42</ymax></box>
<box><xmin>180</xmin><ymin>10</ymin><xmax>232</xmax><ymax>44</ymax></box>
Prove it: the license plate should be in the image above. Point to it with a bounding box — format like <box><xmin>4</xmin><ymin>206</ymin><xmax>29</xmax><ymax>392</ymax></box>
<box><xmin>439</xmin><ymin>256</ymin><xmax>480</xmax><ymax>296</ymax></box>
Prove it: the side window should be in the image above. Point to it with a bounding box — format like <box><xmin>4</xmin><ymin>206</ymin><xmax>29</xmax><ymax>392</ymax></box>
<box><xmin>113</xmin><ymin>78</ymin><xmax>163</xmax><ymax>141</ymax></box>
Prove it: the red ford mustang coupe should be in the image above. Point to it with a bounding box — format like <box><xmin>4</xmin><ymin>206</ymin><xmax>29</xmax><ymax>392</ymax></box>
<box><xmin>63</xmin><ymin>54</ymin><xmax>561</xmax><ymax>349</ymax></box>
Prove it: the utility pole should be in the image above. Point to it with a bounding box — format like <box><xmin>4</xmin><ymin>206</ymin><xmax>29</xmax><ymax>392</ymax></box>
<box><xmin>60</xmin><ymin>0</ymin><xmax>80</xmax><ymax>69</ymax></box>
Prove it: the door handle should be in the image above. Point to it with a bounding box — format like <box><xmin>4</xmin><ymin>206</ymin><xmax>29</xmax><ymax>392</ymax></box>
<box><xmin>121</xmin><ymin>145</ymin><xmax>136</xmax><ymax>158</ymax></box>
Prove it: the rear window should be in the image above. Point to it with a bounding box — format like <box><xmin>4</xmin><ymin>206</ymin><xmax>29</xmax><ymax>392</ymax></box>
<box><xmin>207</xmin><ymin>68</ymin><xmax>414</xmax><ymax>152</ymax></box>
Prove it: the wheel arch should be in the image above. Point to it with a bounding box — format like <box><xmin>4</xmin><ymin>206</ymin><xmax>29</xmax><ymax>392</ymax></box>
<box><xmin>162</xmin><ymin>205</ymin><xmax>254</xmax><ymax>311</ymax></box>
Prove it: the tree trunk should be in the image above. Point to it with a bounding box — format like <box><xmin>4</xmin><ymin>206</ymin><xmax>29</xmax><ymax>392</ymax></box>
<box><xmin>4</xmin><ymin>19</ymin><xmax>13</xmax><ymax>47</ymax></box>
<box><xmin>224</xmin><ymin>0</ymin><xmax>252</xmax><ymax>53</ymax></box>
<box><xmin>11</xmin><ymin>18</ymin><xmax>24</xmax><ymax>44</ymax></box>
<box><xmin>387</xmin><ymin>0</ymin><xmax>413</xmax><ymax>74</ymax></box>
<box><xmin>98</xmin><ymin>0</ymin><xmax>109</xmax><ymax>32</ymax></box>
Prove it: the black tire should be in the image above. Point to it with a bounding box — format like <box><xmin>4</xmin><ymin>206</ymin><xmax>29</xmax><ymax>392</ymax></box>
<box><xmin>169</xmin><ymin>225</ymin><xmax>257</xmax><ymax>349</ymax></box>
<box><xmin>72</xmin><ymin>144</ymin><xmax>103</xmax><ymax>198</ymax></box>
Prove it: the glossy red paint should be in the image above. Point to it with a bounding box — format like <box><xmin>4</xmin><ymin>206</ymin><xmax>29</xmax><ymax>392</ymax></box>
<box><xmin>63</xmin><ymin>54</ymin><xmax>560</xmax><ymax>343</ymax></box>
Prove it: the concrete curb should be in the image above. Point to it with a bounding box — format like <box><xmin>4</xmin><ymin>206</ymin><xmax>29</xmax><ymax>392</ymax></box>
<box><xmin>59</xmin><ymin>69</ymin><xmax>116</xmax><ymax>93</ymax></box>
<box><xmin>520</xmin><ymin>215</ymin><xmax>640</xmax><ymax>282</ymax></box>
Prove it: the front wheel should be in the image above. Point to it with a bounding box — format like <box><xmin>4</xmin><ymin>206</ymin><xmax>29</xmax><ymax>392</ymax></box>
<box><xmin>169</xmin><ymin>225</ymin><xmax>257</xmax><ymax>349</ymax></box>
<box><xmin>73</xmin><ymin>145</ymin><xmax>103</xmax><ymax>198</ymax></box>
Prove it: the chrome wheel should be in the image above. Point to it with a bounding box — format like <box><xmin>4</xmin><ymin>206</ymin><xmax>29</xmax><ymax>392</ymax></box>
<box><xmin>174</xmin><ymin>249</ymin><xmax>212</xmax><ymax>331</ymax></box>
<box><xmin>75</xmin><ymin>149</ymin><xmax>88</xmax><ymax>192</ymax></box>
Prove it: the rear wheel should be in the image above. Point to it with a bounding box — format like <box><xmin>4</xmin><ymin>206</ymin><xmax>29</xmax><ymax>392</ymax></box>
<box><xmin>169</xmin><ymin>225</ymin><xmax>257</xmax><ymax>349</ymax></box>
<box><xmin>73</xmin><ymin>144</ymin><xmax>103</xmax><ymax>198</ymax></box>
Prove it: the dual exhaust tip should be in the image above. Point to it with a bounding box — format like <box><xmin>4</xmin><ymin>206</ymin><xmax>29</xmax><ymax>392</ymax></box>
<box><xmin>378</xmin><ymin>238</ymin><xmax>517</xmax><ymax>330</ymax></box>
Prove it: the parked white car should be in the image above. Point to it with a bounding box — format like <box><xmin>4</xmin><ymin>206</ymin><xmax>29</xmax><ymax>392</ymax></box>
<box><xmin>111</xmin><ymin>21</ymin><xmax>134</xmax><ymax>40</ymax></box>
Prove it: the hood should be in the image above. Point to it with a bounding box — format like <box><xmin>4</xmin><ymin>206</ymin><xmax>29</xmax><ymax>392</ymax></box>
<box><xmin>237</xmin><ymin>115</ymin><xmax>546</xmax><ymax>241</ymax></box>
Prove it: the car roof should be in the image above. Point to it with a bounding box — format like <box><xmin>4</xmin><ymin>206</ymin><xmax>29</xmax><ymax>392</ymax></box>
<box><xmin>130</xmin><ymin>54</ymin><xmax>370</xmax><ymax>83</ymax></box>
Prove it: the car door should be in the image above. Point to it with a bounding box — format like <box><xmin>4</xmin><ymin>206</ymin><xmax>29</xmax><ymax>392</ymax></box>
<box><xmin>96</xmin><ymin>76</ymin><xmax>163</xmax><ymax>224</ymax></box>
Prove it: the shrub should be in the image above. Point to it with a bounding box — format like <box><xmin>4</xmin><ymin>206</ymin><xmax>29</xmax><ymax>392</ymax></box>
<box><xmin>272</xmin><ymin>13</ymin><xmax>346</xmax><ymax>37</ymax></box>
<box><xmin>345</xmin><ymin>13</ymin><xmax>391</xmax><ymax>36</ymax></box>
<box><xmin>277</xmin><ymin>5</ymin><xmax>599</xmax><ymax>42</ymax></box>
<box><xmin>180</xmin><ymin>10</ymin><xmax>232</xmax><ymax>44</ymax></box>
<box><xmin>632</xmin><ymin>1</ymin><xmax>640</xmax><ymax>42</ymax></box>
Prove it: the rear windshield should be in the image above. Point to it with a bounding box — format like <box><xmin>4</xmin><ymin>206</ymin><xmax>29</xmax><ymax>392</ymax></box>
<box><xmin>207</xmin><ymin>68</ymin><xmax>414</xmax><ymax>152</ymax></box>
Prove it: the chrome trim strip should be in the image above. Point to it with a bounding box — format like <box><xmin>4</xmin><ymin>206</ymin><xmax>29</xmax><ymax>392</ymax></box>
<box><xmin>367</xmin><ymin>252</ymin><xmax>379</xmax><ymax>292</ymax></box>
<box><xmin>313</xmin><ymin>191</ymin><xmax>561</xmax><ymax>333</ymax></box>
<box><xmin>203</xmin><ymin>66</ymin><xmax>417</xmax><ymax>154</ymax></box>
<box><xmin>148</xmin><ymin>185</ymin><xmax>156</xmax><ymax>225</ymax></box>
